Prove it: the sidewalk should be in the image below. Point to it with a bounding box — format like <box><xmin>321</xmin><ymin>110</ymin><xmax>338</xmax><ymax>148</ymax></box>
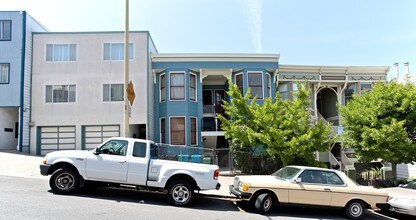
<box><xmin>0</xmin><ymin>150</ymin><xmax>235</xmax><ymax>198</ymax></box>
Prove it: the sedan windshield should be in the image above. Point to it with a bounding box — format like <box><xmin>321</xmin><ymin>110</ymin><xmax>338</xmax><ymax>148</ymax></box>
<box><xmin>272</xmin><ymin>167</ymin><xmax>301</xmax><ymax>181</ymax></box>
<box><xmin>400</xmin><ymin>180</ymin><xmax>416</xmax><ymax>190</ymax></box>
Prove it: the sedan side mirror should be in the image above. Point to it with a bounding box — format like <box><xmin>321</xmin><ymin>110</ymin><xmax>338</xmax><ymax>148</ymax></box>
<box><xmin>294</xmin><ymin>178</ymin><xmax>302</xmax><ymax>183</ymax></box>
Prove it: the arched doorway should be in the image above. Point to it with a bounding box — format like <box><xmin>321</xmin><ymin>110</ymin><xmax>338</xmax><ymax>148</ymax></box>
<box><xmin>316</xmin><ymin>87</ymin><xmax>339</xmax><ymax>126</ymax></box>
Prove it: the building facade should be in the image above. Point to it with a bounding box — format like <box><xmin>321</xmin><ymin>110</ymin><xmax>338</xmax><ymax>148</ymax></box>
<box><xmin>0</xmin><ymin>11</ymin><xmax>47</xmax><ymax>152</ymax></box>
<box><xmin>29</xmin><ymin>31</ymin><xmax>157</xmax><ymax>155</ymax></box>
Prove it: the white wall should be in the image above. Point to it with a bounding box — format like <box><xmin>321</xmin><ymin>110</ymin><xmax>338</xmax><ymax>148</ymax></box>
<box><xmin>397</xmin><ymin>163</ymin><xmax>416</xmax><ymax>180</ymax></box>
<box><xmin>30</xmin><ymin>32</ymin><xmax>149</xmax><ymax>155</ymax></box>
<box><xmin>0</xmin><ymin>108</ymin><xmax>18</xmax><ymax>150</ymax></box>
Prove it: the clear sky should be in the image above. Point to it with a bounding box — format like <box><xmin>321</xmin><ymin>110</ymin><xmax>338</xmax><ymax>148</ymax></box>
<box><xmin>1</xmin><ymin>0</ymin><xmax>415</xmax><ymax>78</ymax></box>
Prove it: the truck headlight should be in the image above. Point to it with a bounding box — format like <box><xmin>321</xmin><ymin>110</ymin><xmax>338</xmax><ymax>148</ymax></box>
<box><xmin>42</xmin><ymin>155</ymin><xmax>47</xmax><ymax>165</ymax></box>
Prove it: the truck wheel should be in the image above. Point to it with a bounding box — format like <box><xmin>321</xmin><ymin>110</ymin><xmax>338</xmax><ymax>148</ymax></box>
<box><xmin>255</xmin><ymin>193</ymin><xmax>273</xmax><ymax>214</ymax></box>
<box><xmin>167</xmin><ymin>181</ymin><xmax>194</xmax><ymax>206</ymax></box>
<box><xmin>345</xmin><ymin>200</ymin><xmax>366</xmax><ymax>219</ymax></box>
<box><xmin>49</xmin><ymin>167</ymin><xmax>79</xmax><ymax>194</ymax></box>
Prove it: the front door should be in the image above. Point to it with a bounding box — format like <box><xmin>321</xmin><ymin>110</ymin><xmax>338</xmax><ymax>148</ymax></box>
<box><xmin>289</xmin><ymin>170</ymin><xmax>332</xmax><ymax>206</ymax></box>
<box><xmin>85</xmin><ymin>139</ymin><xmax>129</xmax><ymax>182</ymax></box>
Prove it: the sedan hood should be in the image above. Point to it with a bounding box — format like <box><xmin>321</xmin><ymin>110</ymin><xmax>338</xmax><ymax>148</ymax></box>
<box><xmin>236</xmin><ymin>175</ymin><xmax>287</xmax><ymax>187</ymax></box>
<box><xmin>385</xmin><ymin>187</ymin><xmax>416</xmax><ymax>198</ymax></box>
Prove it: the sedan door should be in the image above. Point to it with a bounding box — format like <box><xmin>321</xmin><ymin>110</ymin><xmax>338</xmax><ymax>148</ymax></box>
<box><xmin>289</xmin><ymin>170</ymin><xmax>332</xmax><ymax>206</ymax></box>
<box><xmin>85</xmin><ymin>139</ymin><xmax>129</xmax><ymax>182</ymax></box>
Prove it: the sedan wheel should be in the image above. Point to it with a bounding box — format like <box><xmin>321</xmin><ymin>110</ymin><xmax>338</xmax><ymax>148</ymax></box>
<box><xmin>255</xmin><ymin>193</ymin><xmax>273</xmax><ymax>214</ymax></box>
<box><xmin>345</xmin><ymin>200</ymin><xmax>365</xmax><ymax>219</ymax></box>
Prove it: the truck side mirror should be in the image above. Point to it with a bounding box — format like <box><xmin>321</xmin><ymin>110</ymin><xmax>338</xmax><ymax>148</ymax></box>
<box><xmin>93</xmin><ymin>148</ymin><xmax>100</xmax><ymax>155</ymax></box>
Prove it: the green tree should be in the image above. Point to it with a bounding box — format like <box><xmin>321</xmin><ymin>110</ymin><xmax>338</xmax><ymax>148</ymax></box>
<box><xmin>339</xmin><ymin>81</ymin><xmax>416</xmax><ymax>180</ymax></box>
<box><xmin>218</xmin><ymin>79</ymin><xmax>333</xmax><ymax>173</ymax></box>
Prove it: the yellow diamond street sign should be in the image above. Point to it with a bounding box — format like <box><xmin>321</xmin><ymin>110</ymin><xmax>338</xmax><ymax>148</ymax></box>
<box><xmin>126</xmin><ymin>81</ymin><xmax>136</xmax><ymax>106</ymax></box>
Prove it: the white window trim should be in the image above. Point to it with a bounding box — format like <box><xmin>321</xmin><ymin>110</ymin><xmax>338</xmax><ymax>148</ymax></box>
<box><xmin>46</xmin><ymin>43</ymin><xmax>77</xmax><ymax>62</ymax></box>
<box><xmin>234</xmin><ymin>72</ymin><xmax>244</xmax><ymax>95</ymax></box>
<box><xmin>266</xmin><ymin>73</ymin><xmax>271</xmax><ymax>98</ymax></box>
<box><xmin>189</xmin><ymin>73</ymin><xmax>197</xmax><ymax>102</ymax></box>
<box><xmin>160</xmin><ymin>117</ymin><xmax>166</xmax><ymax>144</ymax></box>
<box><xmin>168</xmin><ymin>71</ymin><xmax>186</xmax><ymax>102</ymax></box>
<box><xmin>247</xmin><ymin>71</ymin><xmax>264</xmax><ymax>100</ymax></box>
<box><xmin>190</xmin><ymin>116</ymin><xmax>198</xmax><ymax>146</ymax></box>
<box><xmin>159</xmin><ymin>73</ymin><xmax>166</xmax><ymax>103</ymax></box>
<box><xmin>169</xmin><ymin>116</ymin><xmax>186</xmax><ymax>146</ymax></box>
<box><xmin>103</xmin><ymin>42</ymin><xmax>135</xmax><ymax>61</ymax></box>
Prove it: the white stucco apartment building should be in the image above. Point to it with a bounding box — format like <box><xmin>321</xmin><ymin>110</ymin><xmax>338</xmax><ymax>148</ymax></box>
<box><xmin>30</xmin><ymin>32</ymin><xmax>157</xmax><ymax>155</ymax></box>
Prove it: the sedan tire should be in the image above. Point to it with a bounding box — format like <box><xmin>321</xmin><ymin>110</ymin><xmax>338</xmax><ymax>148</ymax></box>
<box><xmin>255</xmin><ymin>193</ymin><xmax>273</xmax><ymax>214</ymax></box>
<box><xmin>345</xmin><ymin>200</ymin><xmax>366</xmax><ymax>219</ymax></box>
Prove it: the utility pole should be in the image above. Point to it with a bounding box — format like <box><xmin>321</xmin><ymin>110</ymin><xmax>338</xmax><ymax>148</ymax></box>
<box><xmin>124</xmin><ymin>0</ymin><xmax>130</xmax><ymax>137</ymax></box>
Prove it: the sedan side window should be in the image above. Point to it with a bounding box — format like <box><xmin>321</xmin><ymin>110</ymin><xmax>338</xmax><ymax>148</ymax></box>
<box><xmin>299</xmin><ymin>170</ymin><xmax>326</xmax><ymax>184</ymax></box>
<box><xmin>325</xmin><ymin>172</ymin><xmax>344</xmax><ymax>185</ymax></box>
<box><xmin>98</xmin><ymin>140</ymin><xmax>128</xmax><ymax>156</ymax></box>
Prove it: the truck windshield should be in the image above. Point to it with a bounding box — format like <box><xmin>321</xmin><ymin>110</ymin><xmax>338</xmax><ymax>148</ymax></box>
<box><xmin>271</xmin><ymin>167</ymin><xmax>301</xmax><ymax>181</ymax></box>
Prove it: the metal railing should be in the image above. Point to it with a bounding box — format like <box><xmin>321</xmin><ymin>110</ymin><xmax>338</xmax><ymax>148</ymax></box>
<box><xmin>201</xmin><ymin>117</ymin><xmax>223</xmax><ymax>132</ymax></box>
<box><xmin>329</xmin><ymin>152</ymin><xmax>341</xmax><ymax>170</ymax></box>
<box><xmin>203</xmin><ymin>105</ymin><xmax>214</xmax><ymax>114</ymax></box>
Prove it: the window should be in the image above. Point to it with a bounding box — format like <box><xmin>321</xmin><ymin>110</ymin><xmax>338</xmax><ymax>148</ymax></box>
<box><xmin>170</xmin><ymin>117</ymin><xmax>185</xmax><ymax>145</ymax></box>
<box><xmin>133</xmin><ymin>142</ymin><xmax>147</xmax><ymax>158</ymax></box>
<box><xmin>0</xmin><ymin>63</ymin><xmax>10</xmax><ymax>84</ymax></box>
<box><xmin>160</xmin><ymin>74</ymin><xmax>166</xmax><ymax>102</ymax></box>
<box><xmin>45</xmin><ymin>85</ymin><xmax>76</xmax><ymax>103</ymax></box>
<box><xmin>235</xmin><ymin>73</ymin><xmax>243</xmax><ymax>95</ymax></box>
<box><xmin>190</xmin><ymin>74</ymin><xmax>197</xmax><ymax>101</ymax></box>
<box><xmin>170</xmin><ymin>72</ymin><xmax>185</xmax><ymax>100</ymax></box>
<box><xmin>98</xmin><ymin>139</ymin><xmax>128</xmax><ymax>156</ymax></box>
<box><xmin>190</xmin><ymin>117</ymin><xmax>197</xmax><ymax>145</ymax></box>
<box><xmin>345</xmin><ymin>84</ymin><xmax>357</xmax><ymax>103</ymax></box>
<box><xmin>248</xmin><ymin>72</ymin><xmax>263</xmax><ymax>99</ymax></box>
<box><xmin>160</xmin><ymin>118</ymin><xmax>166</xmax><ymax>144</ymax></box>
<box><xmin>103</xmin><ymin>43</ymin><xmax>134</xmax><ymax>60</ymax></box>
<box><xmin>266</xmin><ymin>73</ymin><xmax>271</xmax><ymax>98</ymax></box>
<box><xmin>46</xmin><ymin>44</ymin><xmax>76</xmax><ymax>61</ymax></box>
<box><xmin>0</xmin><ymin>20</ymin><xmax>11</xmax><ymax>41</ymax></box>
<box><xmin>360</xmin><ymin>83</ymin><xmax>372</xmax><ymax>94</ymax></box>
<box><xmin>278</xmin><ymin>83</ymin><xmax>289</xmax><ymax>100</ymax></box>
<box><xmin>103</xmin><ymin>84</ymin><xmax>124</xmax><ymax>102</ymax></box>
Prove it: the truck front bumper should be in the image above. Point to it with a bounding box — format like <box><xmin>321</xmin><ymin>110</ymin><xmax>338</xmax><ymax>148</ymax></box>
<box><xmin>40</xmin><ymin>164</ymin><xmax>51</xmax><ymax>176</ymax></box>
<box><xmin>229</xmin><ymin>185</ymin><xmax>252</xmax><ymax>199</ymax></box>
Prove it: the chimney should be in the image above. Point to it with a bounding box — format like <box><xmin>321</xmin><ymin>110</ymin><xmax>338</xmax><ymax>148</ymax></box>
<box><xmin>394</xmin><ymin>63</ymin><xmax>399</xmax><ymax>79</ymax></box>
<box><xmin>404</xmin><ymin>62</ymin><xmax>410</xmax><ymax>81</ymax></box>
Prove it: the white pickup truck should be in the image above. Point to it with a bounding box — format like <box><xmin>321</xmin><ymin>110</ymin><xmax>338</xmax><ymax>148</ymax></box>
<box><xmin>40</xmin><ymin>137</ymin><xmax>220</xmax><ymax>206</ymax></box>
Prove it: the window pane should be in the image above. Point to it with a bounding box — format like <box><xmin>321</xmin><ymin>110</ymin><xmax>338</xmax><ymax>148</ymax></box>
<box><xmin>103</xmin><ymin>43</ymin><xmax>111</xmax><ymax>60</ymax></box>
<box><xmin>0</xmin><ymin>20</ymin><xmax>11</xmax><ymax>40</ymax></box>
<box><xmin>53</xmin><ymin>85</ymin><xmax>69</xmax><ymax>103</ymax></box>
<box><xmin>46</xmin><ymin>44</ymin><xmax>53</xmax><ymax>61</ymax></box>
<box><xmin>171</xmin><ymin>117</ymin><xmax>185</xmax><ymax>145</ymax></box>
<box><xmin>190</xmin><ymin>74</ymin><xmax>196</xmax><ymax>101</ymax></box>
<box><xmin>103</xmin><ymin>84</ymin><xmax>110</xmax><ymax>101</ymax></box>
<box><xmin>45</xmin><ymin>85</ymin><xmax>52</xmax><ymax>103</ymax></box>
<box><xmin>171</xmin><ymin>87</ymin><xmax>185</xmax><ymax>99</ymax></box>
<box><xmin>129</xmin><ymin>43</ymin><xmax>134</xmax><ymax>60</ymax></box>
<box><xmin>133</xmin><ymin>142</ymin><xmax>147</xmax><ymax>158</ymax></box>
<box><xmin>160</xmin><ymin>74</ymin><xmax>166</xmax><ymax>102</ymax></box>
<box><xmin>171</xmin><ymin>73</ymin><xmax>184</xmax><ymax>86</ymax></box>
<box><xmin>111</xmin><ymin>84</ymin><xmax>124</xmax><ymax>101</ymax></box>
<box><xmin>236</xmin><ymin>74</ymin><xmax>243</xmax><ymax>94</ymax></box>
<box><xmin>248</xmin><ymin>73</ymin><xmax>262</xmax><ymax>86</ymax></box>
<box><xmin>191</xmin><ymin>118</ymin><xmax>197</xmax><ymax>145</ymax></box>
<box><xmin>0</xmin><ymin>64</ymin><xmax>9</xmax><ymax>83</ymax></box>
<box><xmin>111</xmin><ymin>43</ymin><xmax>124</xmax><ymax>60</ymax></box>
<box><xmin>190</xmin><ymin>89</ymin><xmax>196</xmax><ymax>101</ymax></box>
<box><xmin>54</xmin><ymin>44</ymin><xmax>69</xmax><ymax>61</ymax></box>
<box><xmin>69</xmin><ymin>44</ymin><xmax>76</xmax><ymax>61</ymax></box>
<box><xmin>69</xmin><ymin>85</ymin><xmax>76</xmax><ymax>102</ymax></box>
<box><xmin>160</xmin><ymin>118</ymin><xmax>166</xmax><ymax>143</ymax></box>
<box><xmin>251</xmin><ymin>87</ymin><xmax>263</xmax><ymax>99</ymax></box>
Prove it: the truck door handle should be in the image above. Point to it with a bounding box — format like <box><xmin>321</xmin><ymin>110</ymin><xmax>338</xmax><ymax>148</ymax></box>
<box><xmin>119</xmin><ymin>161</ymin><xmax>127</xmax><ymax>164</ymax></box>
<box><xmin>324</xmin><ymin>188</ymin><xmax>331</xmax><ymax>192</ymax></box>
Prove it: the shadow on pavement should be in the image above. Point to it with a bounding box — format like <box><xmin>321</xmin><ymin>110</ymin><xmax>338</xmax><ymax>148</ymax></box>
<box><xmin>47</xmin><ymin>186</ymin><xmax>240</xmax><ymax>212</ymax></box>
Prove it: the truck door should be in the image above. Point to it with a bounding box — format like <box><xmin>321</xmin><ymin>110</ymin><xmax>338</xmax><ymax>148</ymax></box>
<box><xmin>126</xmin><ymin>141</ymin><xmax>150</xmax><ymax>185</ymax></box>
<box><xmin>85</xmin><ymin>139</ymin><xmax>129</xmax><ymax>182</ymax></box>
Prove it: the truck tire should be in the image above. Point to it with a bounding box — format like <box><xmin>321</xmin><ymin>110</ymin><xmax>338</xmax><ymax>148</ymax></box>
<box><xmin>255</xmin><ymin>193</ymin><xmax>273</xmax><ymax>214</ymax></box>
<box><xmin>49</xmin><ymin>167</ymin><xmax>79</xmax><ymax>194</ymax></box>
<box><xmin>167</xmin><ymin>180</ymin><xmax>194</xmax><ymax>206</ymax></box>
<box><xmin>345</xmin><ymin>200</ymin><xmax>366</xmax><ymax>219</ymax></box>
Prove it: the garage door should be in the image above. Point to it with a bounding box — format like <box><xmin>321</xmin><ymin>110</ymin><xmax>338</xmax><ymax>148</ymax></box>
<box><xmin>82</xmin><ymin>125</ymin><xmax>120</xmax><ymax>150</ymax></box>
<box><xmin>37</xmin><ymin>126</ymin><xmax>76</xmax><ymax>155</ymax></box>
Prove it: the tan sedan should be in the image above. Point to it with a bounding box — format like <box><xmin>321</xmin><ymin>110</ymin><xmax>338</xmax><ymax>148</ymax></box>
<box><xmin>229</xmin><ymin>166</ymin><xmax>389</xmax><ymax>219</ymax></box>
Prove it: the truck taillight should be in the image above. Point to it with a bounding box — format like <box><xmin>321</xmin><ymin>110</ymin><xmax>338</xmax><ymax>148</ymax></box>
<box><xmin>214</xmin><ymin>169</ymin><xmax>219</xmax><ymax>180</ymax></box>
